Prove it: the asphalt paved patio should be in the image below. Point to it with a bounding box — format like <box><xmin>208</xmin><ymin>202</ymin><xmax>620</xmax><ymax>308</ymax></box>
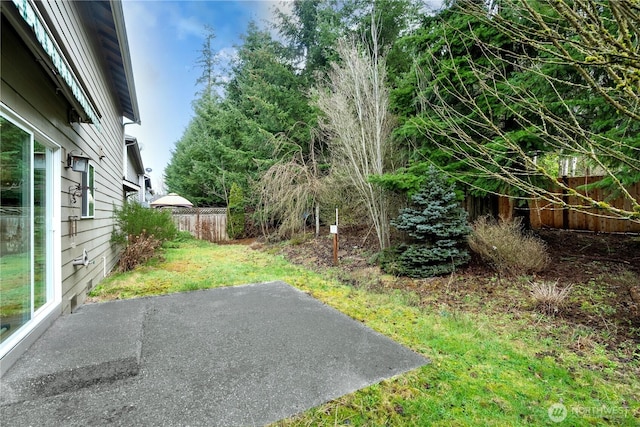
<box><xmin>0</xmin><ymin>281</ymin><xmax>429</xmax><ymax>426</ymax></box>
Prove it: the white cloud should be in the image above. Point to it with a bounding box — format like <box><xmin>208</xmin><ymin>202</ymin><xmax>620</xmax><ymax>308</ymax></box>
<box><xmin>174</xmin><ymin>15</ymin><xmax>205</xmax><ymax>40</ymax></box>
<box><xmin>261</xmin><ymin>0</ymin><xmax>293</xmax><ymax>40</ymax></box>
<box><xmin>121</xmin><ymin>0</ymin><xmax>298</xmax><ymax>185</ymax></box>
<box><xmin>215</xmin><ymin>46</ymin><xmax>238</xmax><ymax>61</ymax></box>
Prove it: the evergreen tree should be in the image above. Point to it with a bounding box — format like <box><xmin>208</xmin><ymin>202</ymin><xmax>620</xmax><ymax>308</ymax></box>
<box><xmin>384</xmin><ymin>166</ymin><xmax>471</xmax><ymax>278</ymax></box>
<box><xmin>166</xmin><ymin>22</ymin><xmax>316</xmax><ymax>207</ymax></box>
<box><xmin>165</xmin><ymin>93</ymin><xmax>237</xmax><ymax>206</ymax></box>
<box><xmin>194</xmin><ymin>25</ymin><xmax>218</xmax><ymax>96</ymax></box>
<box><xmin>227</xmin><ymin>182</ymin><xmax>245</xmax><ymax>239</ymax></box>
<box><xmin>389</xmin><ymin>1</ymin><xmax>525</xmax><ymax>196</ymax></box>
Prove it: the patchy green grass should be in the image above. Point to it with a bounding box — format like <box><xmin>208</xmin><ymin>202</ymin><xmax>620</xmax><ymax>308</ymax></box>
<box><xmin>89</xmin><ymin>241</ymin><xmax>300</xmax><ymax>301</ymax></box>
<box><xmin>89</xmin><ymin>240</ymin><xmax>640</xmax><ymax>426</ymax></box>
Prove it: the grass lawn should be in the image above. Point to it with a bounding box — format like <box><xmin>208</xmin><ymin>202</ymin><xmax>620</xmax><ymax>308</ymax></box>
<box><xmin>89</xmin><ymin>239</ymin><xmax>640</xmax><ymax>426</ymax></box>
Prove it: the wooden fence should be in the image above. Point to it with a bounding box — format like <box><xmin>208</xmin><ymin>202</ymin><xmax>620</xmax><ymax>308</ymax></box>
<box><xmin>0</xmin><ymin>207</ymin><xmax>28</xmax><ymax>254</ymax></box>
<box><xmin>462</xmin><ymin>193</ymin><xmax>516</xmax><ymax>223</ymax></box>
<box><xmin>169</xmin><ymin>208</ymin><xmax>229</xmax><ymax>242</ymax></box>
<box><xmin>465</xmin><ymin>177</ymin><xmax>640</xmax><ymax>233</ymax></box>
<box><xmin>528</xmin><ymin>177</ymin><xmax>640</xmax><ymax>233</ymax></box>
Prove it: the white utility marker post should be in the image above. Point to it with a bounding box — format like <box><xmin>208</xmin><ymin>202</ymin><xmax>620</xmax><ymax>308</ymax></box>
<box><xmin>331</xmin><ymin>208</ymin><xmax>339</xmax><ymax>265</ymax></box>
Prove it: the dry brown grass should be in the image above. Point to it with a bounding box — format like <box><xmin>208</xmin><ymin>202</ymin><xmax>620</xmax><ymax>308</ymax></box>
<box><xmin>530</xmin><ymin>280</ymin><xmax>573</xmax><ymax>315</ymax></box>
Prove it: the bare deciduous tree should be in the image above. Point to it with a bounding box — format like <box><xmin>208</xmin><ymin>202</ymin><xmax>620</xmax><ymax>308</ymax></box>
<box><xmin>314</xmin><ymin>16</ymin><xmax>396</xmax><ymax>249</ymax></box>
<box><xmin>414</xmin><ymin>0</ymin><xmax>640</xmax><ymax>222</ymax></box>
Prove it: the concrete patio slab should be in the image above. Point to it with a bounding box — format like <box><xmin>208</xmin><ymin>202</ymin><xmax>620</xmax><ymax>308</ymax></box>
<box><xmin>0</xmin><ymin>281</ymin><xmax>429</xmax><ymax>426</ymax></box>
<box><xmin>1</xmin><ymin>297</ymin><xmax>146</xmax><ymax>404</ymax></box>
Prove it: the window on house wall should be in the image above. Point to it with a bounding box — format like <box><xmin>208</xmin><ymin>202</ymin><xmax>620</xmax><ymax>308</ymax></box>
<box><xmin>0</xmin><ymin>113</ymin><xmax>56</xmax><ymax>349</ymax></box>
<box><xmin>81</xmin><ymin>163</ymin><xmax>94</xmax><ymax>218</ymax></box>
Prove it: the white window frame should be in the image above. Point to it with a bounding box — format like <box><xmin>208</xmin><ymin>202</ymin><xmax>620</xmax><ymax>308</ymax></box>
<box><xmin>81</xmin><ymin>163</ymin><xmax>95</xmax><ymax>218</ymax></box>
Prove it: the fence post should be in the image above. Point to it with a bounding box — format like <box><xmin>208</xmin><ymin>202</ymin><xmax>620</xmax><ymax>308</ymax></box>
<box><xmin>196</xmin><ymin>208</ymin><xmax>200</xmax><ymax>239</ymax></box>
<box><xmin>561</xmin><ymin>176</ymin><xmax>569</xmax><ymax>230</ymax></box>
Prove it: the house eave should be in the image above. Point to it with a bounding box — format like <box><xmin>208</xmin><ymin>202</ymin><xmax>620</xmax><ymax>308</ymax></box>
<box><xmin>110</xmin><ymin>0</ymin><xmax>140</xmax><ymax>123</ymax></box>
<box><xmin>125</xmin><ymin>134</ymin><xmax>144</xmax><ymax>174</ymax></box>
<box><xmin>79</xmin><ymin>1</ymin><xmax>140</xmax><ymax>123</ymax></box>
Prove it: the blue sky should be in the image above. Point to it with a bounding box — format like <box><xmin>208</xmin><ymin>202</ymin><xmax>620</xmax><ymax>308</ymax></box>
<box><xmin>122</xmin><ymin>1</ymin><xmax>282</xmax><ymax>190</ymax></box>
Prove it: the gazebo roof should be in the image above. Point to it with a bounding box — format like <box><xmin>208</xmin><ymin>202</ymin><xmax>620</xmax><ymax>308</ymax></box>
<box><xmin>150</xmin><ymin>193</ymin><xmax>193</xmax><ymax>208</ymax></box>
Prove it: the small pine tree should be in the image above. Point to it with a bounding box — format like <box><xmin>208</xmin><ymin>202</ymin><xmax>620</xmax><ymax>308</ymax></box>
<box><xmin>384</xmin><ymin>166</ymin><xmax>471</xmax><ymax>278</ymax></box>
<box><xmin>227</xmin><ymin>182</ymin><xmax>245</xmax><ymax>239</ymax></box>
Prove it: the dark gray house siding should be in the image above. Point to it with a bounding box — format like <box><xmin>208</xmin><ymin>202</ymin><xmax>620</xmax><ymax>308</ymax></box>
<box><xmin>1</xmin><ymin>0</ymin><xmax>140</xmax><ymax>374</ymax></box>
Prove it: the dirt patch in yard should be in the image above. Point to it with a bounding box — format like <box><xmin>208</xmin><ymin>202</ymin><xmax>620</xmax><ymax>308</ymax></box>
<box><xmin>272</xmin><ymin>226</ymin><xmax>640</xmax><ymax>359</ymax></box>
<box><xmin>536</xmin><ymin>228</ymin><xmax>640</xmax><ymax>280</ymax></box>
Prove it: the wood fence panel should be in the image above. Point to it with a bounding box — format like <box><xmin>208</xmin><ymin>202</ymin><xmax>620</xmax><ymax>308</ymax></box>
<box><xmin>569</xmin><ymin>197</ymin><xmax>586</xmax><ymax>231</ymax></box>
<box><xmin>553</xmin><ymin>203</ymin><xmax>565</xmax><ymax>229</ymax></box>
<box><xmin>169</xmin><ymin>208</ymin><xmax>229</xmax><ymax>242</ymax></box>
<box><xmin>622</xmin><ymin>182</ymin><xmax>640</xmax><ymax>233</ymax></box>
<box><xmin>469</xmin><ymin>177</ymin><xmax>640</xmax><ymax>233</ymax></box>
<box><xmin>498</xmin><ymin>197</ymin><xmax>514</xmax><ymax>220</ymax></box>
<box><xmin>463</xmin><ymin>193</ymin><xmax>499</xmax><ymax>222</ymax></box>
<box><xmin>529</xmin><ymin>200</ymin><xmax>543</xmax><ymax>229</ymax></box>
<box><xmin>529</xmin><ymin>200</ymin><xmax>554</xmax><ymax>229</ymax></box>
<box><xmin>566</xmin><ymin>188</ymin><xmax>582</xmax><ymax>230</ymax></box>
<box><xmin>527</xmin><ymin>177</ymin><xmax>640</xmax><ymax>233</ymax></box>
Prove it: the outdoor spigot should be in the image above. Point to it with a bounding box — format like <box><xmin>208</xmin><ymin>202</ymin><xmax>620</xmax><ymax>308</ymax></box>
<box><xmin>72</xmin><ymin>249</ymin><xmax>90</xmax><ymax>267</ymax></box>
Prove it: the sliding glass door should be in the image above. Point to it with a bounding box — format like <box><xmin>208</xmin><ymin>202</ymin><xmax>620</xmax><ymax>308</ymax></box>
<box><xmin>0</xmin><ymin>116</ymin><xmax>53</xmax><ymax>345</ymax></box>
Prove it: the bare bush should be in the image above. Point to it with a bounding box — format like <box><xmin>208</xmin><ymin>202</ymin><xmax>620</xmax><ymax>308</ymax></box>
<box><xmin>118</xmin><ymin>234</ymin><xmax>162</xmax><ymax>272</ymax></box>
<box><xmin>256</xmin><ymin>146</ymin><xmax>323</xmax><ymax>240</ymax></box>
<box><xmin>318</xmin><ymin>171</ymin><xmax>369</xmax><ymax>227</ymax></box>
<box><xmin>468</xmin><ymin>216</ymin><xmax>549</xmax><ymax>276</ymax></box>
<box><xmin>314</xmin><ymin>19</ymin><xmax>396</xmax><ymax>250</ymax></box>
<box><xmin>530</xmin><ymin>280</ymin><xmax>573</xmax><ymax>316</ymax></box>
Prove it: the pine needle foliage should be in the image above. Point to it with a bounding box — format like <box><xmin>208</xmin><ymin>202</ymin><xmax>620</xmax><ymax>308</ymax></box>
<box><xmin>384</xmin><ymin>166</ymin><xmax>471</xmax><ymax>277</ymax></box>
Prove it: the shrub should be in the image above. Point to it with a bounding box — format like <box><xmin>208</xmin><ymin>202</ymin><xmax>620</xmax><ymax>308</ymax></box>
<box><xmin>382</xmin><ymin>166</ymin><xmax>471</xmax><ymax>278</ymax></box>
<box><xmin>112</xmin><ymin>202</ymin><xmax>177</xmax><ymax>271</ymax></box>
<box><xmin>112</xmin><ymin>202</ymin><xmax>177</xmax><ymax>245</ymax></box>
<box><xmin>118</xmin><ymin>234</ymin><xmax>162</xmax><ymax>272</ymax></box>
<box><xmin>468</xmin><ymin>216</ymin><xmax>549</xmax><ymax>276</ymax></box>
<box><xmin>174</xmin><ymin>231</ymin><xmax>195</xmax><ymax>242</ymax></box>
<box><xmin>227</xmin><ymin>182</ymin><xmax>245</xmax><ymax>239</ymax></box>
<box><xmin>530</xmin><ymin>280</ymin><xmax>573</xmax><ymax>315</ymax></box>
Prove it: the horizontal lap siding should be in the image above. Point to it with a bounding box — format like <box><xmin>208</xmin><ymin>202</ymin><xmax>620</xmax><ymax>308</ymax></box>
<box><xmin>126</xmin><ymin>156</ymin><xmax>139</xmax><ymax>182</ymax></box>
<box><xmin>37</xmin><ymin>2</ymin><xmax>127</xmax><ymax>313</ymax></box>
